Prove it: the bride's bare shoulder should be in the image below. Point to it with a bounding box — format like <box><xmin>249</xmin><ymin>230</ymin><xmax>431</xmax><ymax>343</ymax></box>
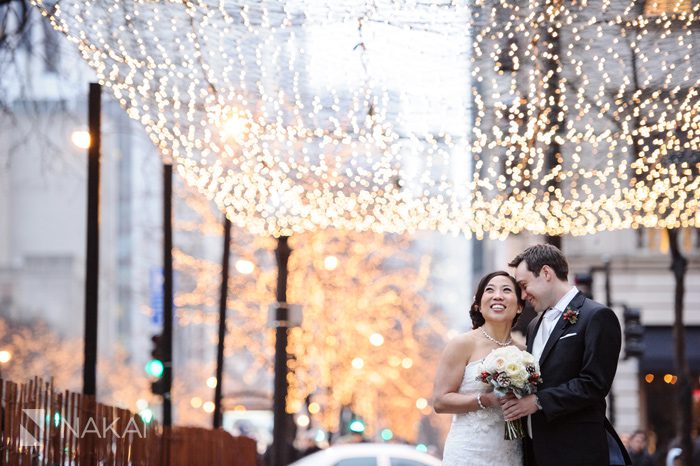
<box><xmin>446</xmin><ymin>329</ymin><xmax>478</xmax><ymax>352</ymax></box>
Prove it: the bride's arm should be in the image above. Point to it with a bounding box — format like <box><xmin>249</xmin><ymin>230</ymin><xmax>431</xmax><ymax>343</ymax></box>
<box><xmin>432</xmin><ymin>335</ymin><xmax>498</xmax><ymax>414</ymax></box>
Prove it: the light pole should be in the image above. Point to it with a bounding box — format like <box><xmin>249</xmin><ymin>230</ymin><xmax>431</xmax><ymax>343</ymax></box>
<box><xmin>83</xmin><ymin>82</ymin><xmax>101</xmax><ymax>399</ymax></box>
<box><xmin>213</xmin><ymin>216</ymin><xmax>232</xmax><ymax>429</ymax></box>
<box><xmin>272</xmin><ymin>236</ymin><xmax>291</xmax><ymax>466</ymax></box>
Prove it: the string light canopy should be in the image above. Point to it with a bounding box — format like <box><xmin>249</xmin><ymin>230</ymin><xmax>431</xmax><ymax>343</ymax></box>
<box><xmin>34</xmin><ymin>0</ymin><xmax>699</xmax><ymax>238</ymax></box>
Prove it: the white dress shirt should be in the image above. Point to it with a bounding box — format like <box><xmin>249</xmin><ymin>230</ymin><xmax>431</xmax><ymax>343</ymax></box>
<box><xmin>532</xmin><ymin>286</ymin><xmax>579</xmax><ymax>362</ymax></box>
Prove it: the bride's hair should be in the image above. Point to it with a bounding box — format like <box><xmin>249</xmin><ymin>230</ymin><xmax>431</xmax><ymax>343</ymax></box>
<box><xmin>469</xmin><ymin>270</ymin><xmax>524</xmax><ymax>329</ymax></box>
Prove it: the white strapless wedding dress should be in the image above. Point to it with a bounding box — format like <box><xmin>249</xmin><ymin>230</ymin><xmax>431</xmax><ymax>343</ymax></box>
<box><xmin>441</xmin><ymin>359</ymin><xmax>523</xmax><ymax>466</ymax></box>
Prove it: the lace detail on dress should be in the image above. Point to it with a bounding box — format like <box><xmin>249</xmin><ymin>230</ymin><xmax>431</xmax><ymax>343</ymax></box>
<box><xmin>452</xmin><ymin>404</ymin><xmax>499</xmax><ymax>433</ymax></box>
<box><xmin>441</xmin><ymin>359</ymin><xmax>523</xmax><ymax>466</ymax></box>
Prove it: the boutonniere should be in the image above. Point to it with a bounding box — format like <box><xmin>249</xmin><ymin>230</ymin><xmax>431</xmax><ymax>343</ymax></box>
<box><xmin>562</xmin><ymin>306</ymin><xmax>579</xmax><ymax>325</ymax></box>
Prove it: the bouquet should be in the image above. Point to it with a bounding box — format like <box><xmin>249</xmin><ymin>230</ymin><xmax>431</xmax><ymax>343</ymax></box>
<box><xmin>476</xmin><ymin>345</ymin><xmax>542</xmax><ymax>440</ymax></box>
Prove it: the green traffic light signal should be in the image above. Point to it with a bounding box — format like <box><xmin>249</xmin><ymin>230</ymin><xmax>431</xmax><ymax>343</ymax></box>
<box><xmin>349</xmin><ymin>419</ymin><xmax>365</xmax><ymax>434</ymax></box>
<box><xmin>145</xmin><ymin>359</ymin><xmax>164</xmax><ymax>378</ymax></box>
<box><xmin>139</xmin><ymin>408</ymin><xmax>154</xmax><ymax>424</ymax></box>
<box><xmin>380</xmin><ymin>428</ymin><xmax>393</xmax><ymax>441</ymax></box>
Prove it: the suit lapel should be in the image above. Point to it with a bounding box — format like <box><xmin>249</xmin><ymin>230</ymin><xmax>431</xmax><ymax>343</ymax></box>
<box><xmin>527</xmin><ymin>310</ymin><xmax>546</xmax><ymax>353</ymax></box>
<box><xmin>539</xmin><ymin>292</ymin><xmax>586</xmax><ymax>365</ymax></box>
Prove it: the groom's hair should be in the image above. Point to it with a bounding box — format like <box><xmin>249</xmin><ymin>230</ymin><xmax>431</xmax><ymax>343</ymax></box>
<box><xmin>508</xmin><ymin>244</ymin><xmax>569</xmax><ymax>281</ymax></box>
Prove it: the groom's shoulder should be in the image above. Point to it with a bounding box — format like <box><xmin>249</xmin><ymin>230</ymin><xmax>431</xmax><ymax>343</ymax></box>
<box><xmin>579</xmin><ymin>297</ymin><xmax>618</xmax><ymax>321</ymax></box>
<box><xmin>580</xmin><ymin>296</ymin><xmax>607</xmax><ymax>311</ymax></box>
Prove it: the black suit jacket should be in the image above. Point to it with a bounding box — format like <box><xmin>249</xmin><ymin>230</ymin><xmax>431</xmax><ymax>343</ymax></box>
<box><xmin>524</xmin><ymin>292</ymin><xmax>631</xmax><ymax>466</ymax></box>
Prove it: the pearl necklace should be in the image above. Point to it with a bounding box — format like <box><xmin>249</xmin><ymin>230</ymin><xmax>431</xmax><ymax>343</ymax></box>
<box><xmin>480</xmin><ymin>327</ymin><xmax>512</xmax><ymax>347</ymax></box>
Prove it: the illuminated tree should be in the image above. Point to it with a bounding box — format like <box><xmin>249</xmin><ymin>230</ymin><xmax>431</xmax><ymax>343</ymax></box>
<box><xmin>0</xmin><ymin>317</ymin><xmax>152</xmax><ymax>411</ymax></box>
<box><xmin>0</xmin><ymin>318</ymin><xmax>83</xmax><ymax>390</ymax></box>
<box><xmin>172</xmin><ymin>187</ymin><xmax>449</xmax><ymax>441</ymax></box>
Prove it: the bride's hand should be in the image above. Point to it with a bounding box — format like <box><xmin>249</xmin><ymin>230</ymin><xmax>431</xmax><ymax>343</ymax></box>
<box><xmin>481</xmin><ymin>392</ymin><xmax>499</xmax><ymax>408</ymax></box>
<box><xmin>497</xmin><ymin>392</ymin><xmax>516</xmax><ymax>407</ymax></box>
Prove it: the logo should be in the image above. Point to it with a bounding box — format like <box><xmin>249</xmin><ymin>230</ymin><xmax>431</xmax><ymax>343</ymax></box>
<box><xmin>20</xmin><ymin>409</ymin><xmax>45</xmax><ymax>447</ymax></box>
<box><xmin>20</xmin><ymin>408</ymin><xmax>148</xmax><ymax>449</ymax></box>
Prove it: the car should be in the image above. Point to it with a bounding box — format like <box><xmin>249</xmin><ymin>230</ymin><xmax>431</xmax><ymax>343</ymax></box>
<box><xmin>289</xmin><ymin>443</ymin><xmax>442</xmax><ymax>466</ymax></box>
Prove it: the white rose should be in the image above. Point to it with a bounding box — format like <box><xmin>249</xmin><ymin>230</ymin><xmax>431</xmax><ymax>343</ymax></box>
<box><xmin>510</xmin><ymin>371</ymin><xmax>527</xmax><ymax>387</ymax></box>
<box><xmin>505</xmin><ymin>362</ymin><xmax>521</xmax><ymax>376</ymax></box>
<box><xmin>521</xmin><ymin>351</ymin><xmax>535</xmax><ymax>365</ymax></box>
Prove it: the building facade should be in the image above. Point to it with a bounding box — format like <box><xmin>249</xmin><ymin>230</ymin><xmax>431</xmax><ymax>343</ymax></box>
<box><xmin>0</xmin><ymin>5</ymin><xmax>163</xmax><ymax>399</ymax></box>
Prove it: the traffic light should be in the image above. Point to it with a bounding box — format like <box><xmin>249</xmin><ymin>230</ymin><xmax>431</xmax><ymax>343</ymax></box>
<box><xmin>139</xmin><ymin>408</ymin><xmax>154</xmax><ymax>424</ymax></box>
<box><xmin>145</xmin><ymin>359</ymin><xmax>164</xmax><ymax>378</ymax></box>
<box><xmin>574</xmin><ymin>272</ymin><xmax>593</xmax><ymax>299</ymax></box>
<box><xmin>348</xmin><ymin>418</ymin><xmax>366</xmax><ymax>434</ymax></box>
<box><xmin>150</xmin><ymin>334</ymin><xmax>165</xmax><ymax>362</ymax></box>
<box><xmin>623</xmin><ymin>306</ymin><xmax>644</xmax><ymax>359</ymax></box>
<box><xmin>151</xmin><ymin>377</ymin><xmax>168</xmax><ymax>395</ymax></box>
<box><xmin>147</xmin><ymin>334</ymin><xmax>167</xmax><ymax>394</ymax></box>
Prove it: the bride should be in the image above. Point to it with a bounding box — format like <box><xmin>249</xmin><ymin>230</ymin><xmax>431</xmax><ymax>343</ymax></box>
<box><xmin>432</xmin><ymin>271</ymin><xmax>524</xmax><ymax>466</ymax></box>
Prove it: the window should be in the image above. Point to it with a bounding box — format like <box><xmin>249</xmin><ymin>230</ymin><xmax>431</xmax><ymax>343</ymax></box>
<box><xmin>390</xmin><ymin>458</ymin><xmax>431</xmax><ymax>466</ymax></box>
<box><xmin>639</xmin><ymin>227</ymin><xmax>698</xmax><ymax>253</ymax></box>
<box><xmin>23</xmin><ymin>254</ymin><xmax>74</xmax><ymax>272</ymax></box>
<box><xmin>334</xmin><ymin>458</ymin><xmax>377</xmax><ymax>466</ymax></box>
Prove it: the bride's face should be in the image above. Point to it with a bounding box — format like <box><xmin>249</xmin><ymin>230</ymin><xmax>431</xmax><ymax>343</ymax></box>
<box><xmin>480</xmin><ymin>275</ymin><xmax>521</xmax><ymax>324</ymax></box>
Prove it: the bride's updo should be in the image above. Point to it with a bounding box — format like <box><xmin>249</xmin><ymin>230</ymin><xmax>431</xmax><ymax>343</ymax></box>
<box><xmin>469</xmin><ymin>270</ymin><xmax>524</xmax><ymax>329</ymax></box>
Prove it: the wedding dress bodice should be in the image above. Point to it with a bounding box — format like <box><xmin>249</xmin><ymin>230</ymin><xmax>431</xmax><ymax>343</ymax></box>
<box><xmin>441</xmin><ymin>359</ymin><xmax>523</xmax><ymax>466</ymax></box>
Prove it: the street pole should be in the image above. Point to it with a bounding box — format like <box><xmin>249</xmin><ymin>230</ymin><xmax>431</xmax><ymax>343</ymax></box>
<box><xmin>667</xmin><ymin>228</ymin><xmax>692</xmax><ymax>466</ymax></box>
<box><xmin>81</xmin><ymin>81</ymin><xmax>101</xmax><ymax>466</ymax></box>
<box><xmin>213</xmin><ymin>216</ymin><xmax>232</xmax><ymax>429</ymax></box>
<box><xmin>83</xmin><ymin>82</ymin><xmax>101</xmax><ymax>397</ymax></box>
<box><xmin>162</xmin><ymin>162</ymin><xmax>173</xmax><ymax>466</ymax></box>
<box><xmin>272</xmin><ymin>236</ymin><xmax>291</xmax><ymax>466</ymax></box>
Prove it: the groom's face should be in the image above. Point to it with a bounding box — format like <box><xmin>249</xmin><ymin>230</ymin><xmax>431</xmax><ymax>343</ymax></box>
<box><xmin>514</xmin><ymin>262</ymin><xmax>552</xmax><ymax>313</ymax></box>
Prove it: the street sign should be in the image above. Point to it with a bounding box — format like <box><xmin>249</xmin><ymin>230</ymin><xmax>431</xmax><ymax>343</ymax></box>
<box><xmin>267</xmin><ymin>304</ymin><xmax>303</xmax><ymax>327</ymax></box>
<box><xmin>149</xmin><ymin>267</ymin><xmax>163</xmax><ymax>327</ymax></box>
<box><xmin>149</xmin><ymin>267</ymin><xmax>179</xmax><ymax>327</ymax></box>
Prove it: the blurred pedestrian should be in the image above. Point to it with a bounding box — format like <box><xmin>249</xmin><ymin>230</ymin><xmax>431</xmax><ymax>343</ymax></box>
<box><xmin>627</xmin><ymin>430</ymin><xmax>653</xmax><ymax>466</ymax></box>
<box><xmin>620</xmin><ymin>432</ymin><xmax>631</xmax><ymax>450</ymax></box>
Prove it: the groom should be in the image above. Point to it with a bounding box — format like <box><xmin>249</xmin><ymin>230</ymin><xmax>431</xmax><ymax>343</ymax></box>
<box><xmin>502</xmin><ymin>244</ymin><xmax>631</xmax><ymax>466</ymax></box>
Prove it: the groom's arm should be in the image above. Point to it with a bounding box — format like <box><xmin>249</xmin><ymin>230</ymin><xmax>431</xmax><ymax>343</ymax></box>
<box><xmin>535</xmin><ymin>306</ymin><xmax>621</xmax><ymax>421</ymax></box>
